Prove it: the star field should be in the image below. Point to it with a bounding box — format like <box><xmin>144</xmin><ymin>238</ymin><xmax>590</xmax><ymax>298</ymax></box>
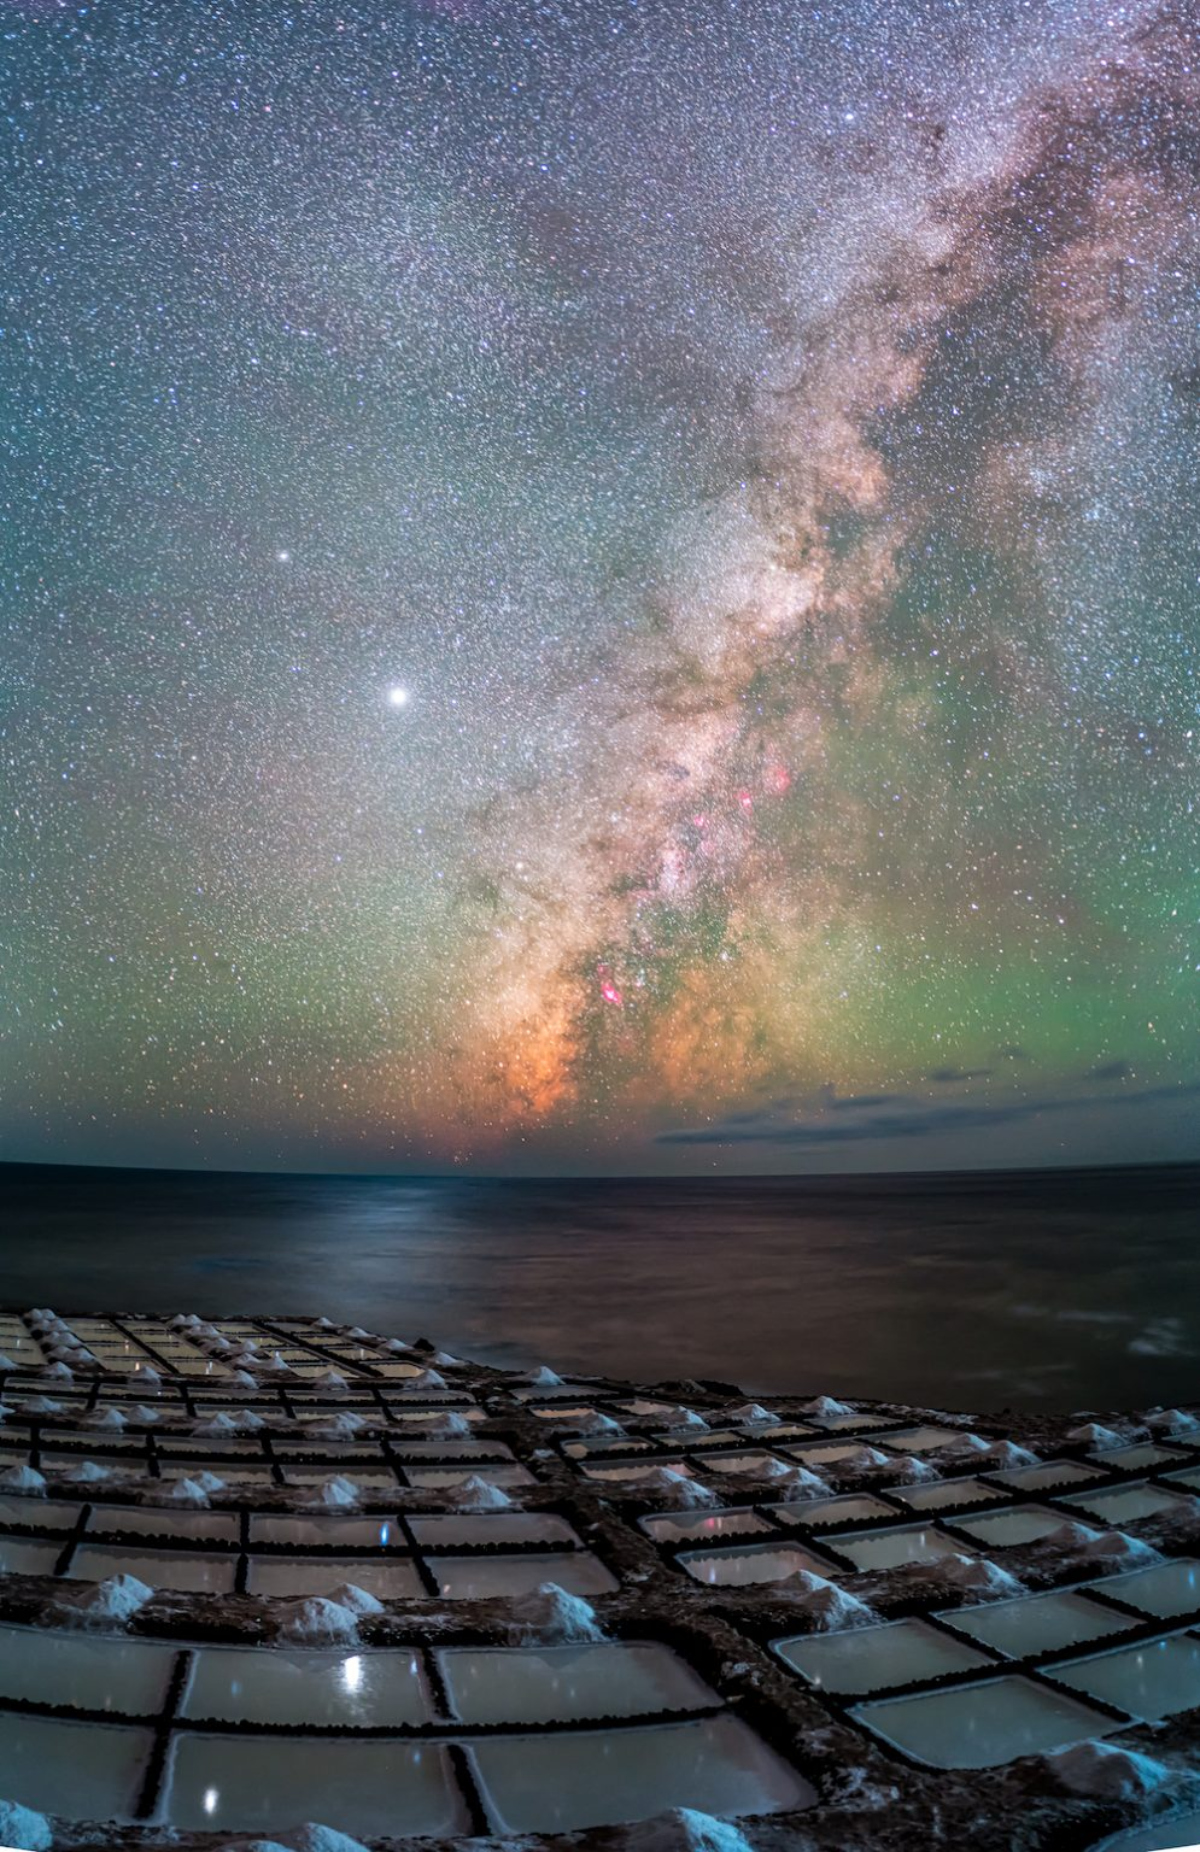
<box><xmin>1</xmin><ymin>0</ymin><xmax>1198</xmax><ymax>1172</ymax></box>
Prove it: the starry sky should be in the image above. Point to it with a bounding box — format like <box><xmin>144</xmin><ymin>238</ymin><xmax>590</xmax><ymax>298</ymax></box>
<box><xmin>1</xmin><ymin>0</ymin><xmax>1198</xmax><ymax>1176</ymax></box>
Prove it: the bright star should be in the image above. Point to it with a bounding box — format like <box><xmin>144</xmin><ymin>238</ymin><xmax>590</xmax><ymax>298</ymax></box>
<box><xmin>387</xmin><ymin>685</ymin><xmax>410</xmax><ymax>709</ymax></box>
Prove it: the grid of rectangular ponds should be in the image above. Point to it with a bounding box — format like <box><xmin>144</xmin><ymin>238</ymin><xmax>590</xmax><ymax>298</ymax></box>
<box><xmin>2</xmin><ymin>1310</ymin><xmax>1200</xmax><ymax>1828</ymax></box>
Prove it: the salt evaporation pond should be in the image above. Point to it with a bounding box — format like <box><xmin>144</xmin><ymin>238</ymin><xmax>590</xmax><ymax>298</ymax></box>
<box><xmin>164</xmin><ymin>1730</ymin><xmax>467</xmax><ymax>1835</ymax></box>
<box><xmin>183</xmin><ymin>1644</ymin><xmax>432</xmax><ymax>1727</ymax></box>
<box><xmin>468</xmin><ymin>1714</ymin><xmax>815</xmax><ymax>1832</ymax></box>
<box><xmin>775</xmin><ymin>1618</ymin><xmax>994</xmax><ymax>1694</ymax></box>
<box><xmin>853</xmin><ymin>1675</ymin><xmax>1116</xmax><ymax>1767</ymax></box>
<box><xmin>678</xmin><ymin>1539</ymin><xmax>837</xmax><ymax>1585</ymax></box>
<box><xmin>1098</xmin><ymin>1557</ymin><xmax>1200</xmax><ymax>1618</ymax></box>
<box><xmin>829</xmin><ymin>1523</ymin><xmax>961</xmax><ymax>1571</ymax></box>
<box><xmin>0</xmin><ymin>1622</ymin><xmax>175</xmax><ymax>1714</ymax></box>
<box><xmin>1052</xmin><ymin>1634</ymin><xmax>1200</xmax><ymax>1721</ymax></box>
<box><xmin>439</xmin><ymin>1642</ymin><xmax>718</xmax><ymax>1725</ymax></box>
<box><xmin>942</xmin><ymin>1589</ymin><xmax>1137</xmax><ymax>1659</ymax></box>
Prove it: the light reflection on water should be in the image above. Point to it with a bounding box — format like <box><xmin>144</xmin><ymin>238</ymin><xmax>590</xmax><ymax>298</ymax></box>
<box><xmin>2</xmin><ymin>1162</ymin><xmax>1198</xmax><ymax>1411</ymax></box>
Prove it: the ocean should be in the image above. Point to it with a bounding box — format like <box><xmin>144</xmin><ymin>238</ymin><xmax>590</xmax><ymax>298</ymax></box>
<box><xmin>2</xmin><ymin>1161</ymin><xmax>1197</xmax><ymax>1413</ymax></box>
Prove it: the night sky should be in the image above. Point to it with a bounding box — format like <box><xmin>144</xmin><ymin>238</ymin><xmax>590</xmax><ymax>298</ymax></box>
<box><xmin>2</xmin><ymin>0</ymin><xmax>1198</xmax><ymax>1175</ymax></box>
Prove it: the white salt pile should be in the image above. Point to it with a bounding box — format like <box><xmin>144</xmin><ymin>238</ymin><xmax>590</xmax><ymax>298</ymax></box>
<box><xmin>1144</xmin><ymin>1407</ymin><xmax>1200</xmax><ymax>1435</ymax></box>
<box><xmin>0</xmin><ymin>1797</ymin><xmax>53</xmax><ymax>1851</ymax></box>
<box><xmin>192</xmin><ymin>1411</ymin><xmax>243</xmax><ymax>1436</ymax></box>
<box><xmin>309</xmin><ymin>1476</ymin><xmax>361</xmax><ymax>1510</ymax></box>
<box><xmin>326</xmin><ymin>1584</ymin><xmax>384</xmax><ymax>1618</ymax></box>
<box><xmin>829</xmin><ymin>1445</ymin><xmax>891</xmax><ymax>1473</ymax></box>
<box><xmin>800</xmin><ymin>1395</ymin><xmax>857</xmax><ymax>1419</ymax></box>
<box><xmin>53</xmin><ymin>1573</ymin><xmax>154</xmax><ymax>1628</ymax></box>
<box><xmin>767</xmin><ymin>1465</ymin><xmax>830</xmax><ymax>1497</ymax></box>
<box><xmin>276</xmin><ymin>1597</ymin><xmax>364</xmax><ymax>1646</ymax></box>
<box><xmin>775</xmin><ymin>1570</ymin><xmax>875</xmax><ymax>1631</ymax></box>
<box><xmin>1042</xmin><ymin>1522</ymin><xmax>1161</xmax><ymax>1568</ymax></box>
<box><xmin>450</xmin><ymin>1474</ymin><xmax>513</xmax><ymax>1511</ymax></box>
<box><xmin>0</xmin><ymin>1355</ymin><xmax>16</xmax><ymax>1373</ymax></box>
<box><xmin>577</xmin><ymin>1411</ymin><xmax>625</xmax><ymax>1435</ymax></box>
<box><xmin>936</xmin><ymin>1436</ymin><xmax>1037</xmax><ymax>1470</ymax></box>
<box><xmin>82</xmin><ymin>1406</ymin><xmax>127</xmax><ymax>1430</ymax></box>
<box><xmin>289</xmin><ymin>1824</ymin><xmax>374</xmax><ymax>1852</ymax></box>
<box><xmin>630</xmin><ymin>1807</ymin><xmax>759</xmax><ymax>1852</ymax></box>
<box><xmin>751</xmin><ymin>1456</ymin><xmax>802</xmax><ymax>1480</ymax></box>
<box><xmin>510</xmin><ymin>1582</ymin><xmax>606</xmax><ymax>1644</ymax></box>
<box><xmin>416</xmin><ymin>1411</ymin><xmax>472</xmax><ymax>1439</ymax></box>
<box><xmin>526</xmin><ymin>1365</ymin><xmax>564</xmax><ymax>1387</ymax></box>
<box><xmin>729</xmin><ymin>1403</ymin><xmax>779</xmax><ymax>1426</ymax></box>
<box><xmin>635</xmin><ymin>1467</ymin><xmax>717</xmax><ymax>1508</ymax></box>
<box><xmin>164</xmin><ymin>1478</ymin><xmax>211</xmax><ymax>1508</ymax></box>
<box><xmin>1067</xmin><ymin>1421</ymin><xmax>1128</xmax><ymax>1447</ymax></box>
<box><xmin>931</xmin><ymin>1554</ymin><xmax>1024</xmax><ymax>1599</ymax></box>
<box><xmin>864</xmin><ymin>1454</ymin><xmax>941</xmax><ymax>1484</ymax></box>
<box><xmin>1045</xmin><ymin>1739</ymin><xmax>1171</xmax><ymax>1799</ymax></box>
<box><xmin>66</xmin><ymin>1461</ymin><xmax>115</xmax><ymax>1484</ymax></box>
<box><xmin>0</xmin><ymin>1465</ymin><xmax>47</xmax><ymax>1497</ymax></box>
<box><xmin>301</xmin><ymin>1411</ymin><xmax>366</xmax><ymax>1441</ymax></box>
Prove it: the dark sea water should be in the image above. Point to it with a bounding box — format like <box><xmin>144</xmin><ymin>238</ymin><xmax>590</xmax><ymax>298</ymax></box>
<box><xmin>2</xmin><ymin>1162</ymin><xmax>1198</xmax><ymax>1413</ymax></box>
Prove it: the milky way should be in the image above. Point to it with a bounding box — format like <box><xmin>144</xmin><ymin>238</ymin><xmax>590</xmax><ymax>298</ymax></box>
<box><xmin>2</xmin><ymin>0</ymin><xmax>1198</xmax><ymax>1172</ymax></box>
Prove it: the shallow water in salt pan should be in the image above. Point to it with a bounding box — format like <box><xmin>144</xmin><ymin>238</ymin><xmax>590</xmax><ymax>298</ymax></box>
<box><xmin>940</xmin><ymin>1588</ymin><xmax>1135</xmax><ymax>1658</ymax></box>
<box><xmin>1093</xmin><ymin>1804</ymin><xmax>1200</xmax><ymax>1851</ymax></box>
<box><xmin>678</xmin><ymin>1540</ymin><xmax>836</xmax><ymax>1586</ymax></box>
<box><xmin>952</xmin><ymin>1504</ymin><xmax>1073</xmax><ymax>1548</ymax></box>
<box><xmin>468</xmin><ymin>1714</ymin><xmax>815</xmax><ymax>1832</ymax></box>
<box><xmin>432</xmin><ymin>1550</ymin><xmax>618</xmax><ymax>1599</ymax></box>
<box><xmin>440</xmin><ymin>1642</ymin><xmax>717</xmax><ymax>1725</ymax></box>
<box><xmin>246</xmin><ymin>1555</ymin><xmax>424</xmax><ymax>1599</ymax></box>
<box><xmin>249</xmin><ymin>1514</ymin><xmax>403</xmax><ymax>1548</ymax></box>
<box><xmin>770</xmin><ymin>1495</ymin><xmax>892</xmax><ymax>1530</ymax></box>
<box><xmin>1051</xmin><ymin>1633</ymin><xmax>1200</xmax><ymax>1720</ymax></box>
<box><xmin>163</xmin><ymin>1731</ymin><xmax>468</xmax><ymax>1834</ymax></box>
<box><xmin>1061</xmin><ymin>1482</ymin><xmax>1196</xmax><ymax>1524</ymax></box>
<box><xmin>92</xmin><ymin>1506</ymin><xmax>240</xmax><ymax>1544</ymax></box>
<box><xmin>1092</xmin><ymin>1443</ymin><xmax>1191</xmax><ymax>1471</ymax></box>
<box><xmin>410</xmin><ymin>1512</ymin><xmax>580</xmax><ymax>1548</ymax></box>
<box><xmin>853</xmin><ymin>1675</ymin><xmax>1112</xmax><ymax>1768</ymax></box>
<box><xmin>183</xmin><ymin>1644</ymin><xmax>432</xmax><ymax>1727</ymax></box>
<box><xmin>775</xmin><ymin>1618</ymin><xmax>993</xmax><ymax>1694</ymax></box>
<box><xmin>830</xmin><ymin>1524</ymin><xmax>959</xmax><ymax>1572</ymax></box>
<box><xmin>0</xmin><ymin>1621</ymin><xmax>175</xmax><ymax>1714</ymax></box>
<box><xmin>0</xmin><ymin>1495</ymin><xmax>79</xmax><ymax>1531</ymax></box>
<box><xmin>1098</xmin><ymin>1558</ymin><xmax>1200</xmax><ymax>1618</ymax></box>
<box><xmin>991</xmin><ymin>1459</ymin><xmax>1105</xmax><ymax>1492</ymax></box>
<box><xmin>892</xmin><ymin>1478</ymin><xmax>1006</xmax><ymax>1513</ymax></box>
<box><xmin>0</xmin><ymin>1711</ymin><xmax>153</xmax><ymax>1819</ymax></box>
<box><xmin>68</xmin><ymin>1543</ymin><xmax>236</xmax><ymax>1594</ymax></box>
<box><xmin>641</xmin><ymin>1507</ymin><xmax>774</xmax><ymax>1543</ymax></box>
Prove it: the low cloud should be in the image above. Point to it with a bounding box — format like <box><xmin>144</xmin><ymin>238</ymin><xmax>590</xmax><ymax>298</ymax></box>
<box><xmin>658</xmin><ymin>1078</ymin><xmax>1200</xmax><ymax>1148</ymax></box>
